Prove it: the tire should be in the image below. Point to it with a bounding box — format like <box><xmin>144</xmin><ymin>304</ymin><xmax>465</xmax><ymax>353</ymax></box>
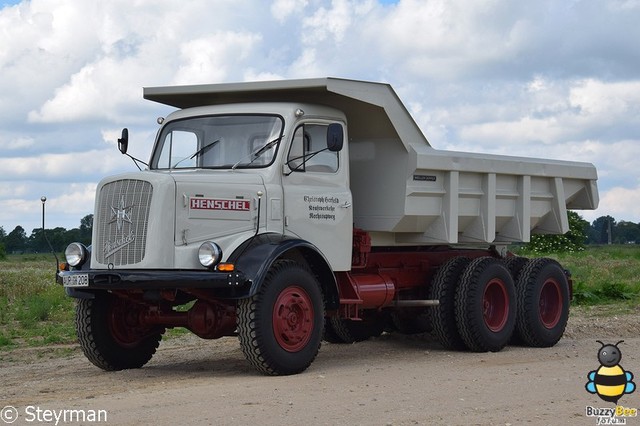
<box><xmin>455</xmin><ymin>257</ymin><xmax>516</xmax><ymax>352</ymax></box>
<box><xmin>504</xmin><ymin>256</ymin><xmax>530</xmax><ymax>345</ymax></box>
<box><xmin>390</xmin><ymin>309</ymin><xmax>431</xmax><ymax>335</ymax></box>
<box><xmin>328</xmin><ymin>313</ymin><xmax>385</xmax><ymax>343</ymax></box>
<box><xmin>323</xmin><ymin>319</ymin><xmax>346</xmax><ymax>343</ymax></box>
<box><xmin>428</xmin><ymin>256</ymin><xmax>471</xmax><ymax>350</ymax></box>
<box><xmin>237</xmin><ymin>260</ymin><xmax>325</xmax><ymax>375</ymax></box>
<box><xmin>515</xmin><ymin>258</ymin><xmax>570</xmax><ymax>347</ymax></box>
<box><xmin>504</xmin><ymin>256</ymin><xmax>530</xmax><ymax>283</ymax></box>
<box><xmin>75</xmin><ymin>292</ymin><xmax>164</xmax><ymax>371</ymax></box>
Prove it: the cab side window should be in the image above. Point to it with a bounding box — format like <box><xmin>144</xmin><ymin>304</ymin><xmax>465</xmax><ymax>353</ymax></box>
<box><xmin>287</xmin><ymin>124</ymin><xmax>339</xmax><ymax>173</ymax></box>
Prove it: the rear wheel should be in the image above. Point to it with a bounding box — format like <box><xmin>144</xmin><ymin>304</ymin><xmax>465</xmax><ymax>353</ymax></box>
<box><xmin>76</xmin><ymin>292</ymin><xmax>164</xmax><ymax>371</ymax></box>
<box><xmin>237</xmin><ymin>260</ymin><xmax>324</xmax><ymax>375</ymax></box>
<box><xmin>515</xmin><ymin>258</ymin><xmax>569</xmax><ymax>347</ymax></box>
<box><xmin>504</xmin><ymin>256</ymin><xmax>530</xmax><ymax>344</ymax></box>
<box><xmin>455</xmin><ymin>257</ymin><xmax>516</xmax><ymax>352</ymax></box>
<box><xmin>328</xmin><ymin>313</ymin><xmax>385</xmax><ymax>343</ymax></box>
<box><xmin>504</xmin><ymin>256</ymin><xmax>529</xmax><ymax>283</ymax></box>
<box><xmin>428</xmin><ymin>256</ymin><xmax>470</xmax><ymax>350</ymax></box>
<box><xmin>390</xmin><ymin>309</ymin><xmax>431</xmax><ymax>335</ymax></box>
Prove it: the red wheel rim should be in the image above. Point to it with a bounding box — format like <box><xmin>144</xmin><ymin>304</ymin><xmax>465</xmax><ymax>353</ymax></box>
<box><xmin>272</xmin><ymin>286</ymin><xmax>314</xmax><ymax>353</ymax></box>
<box><xmin>539</xmin><ymin>279</ymin><xmax>562</xmax><ymax>329</ymax></box>
<box><xmin>483</xmin><ymin>279</ymin><xmax>509</xmax><ymax>332</ymax></box>
<box><xmin>107</xmin><ymin>298</ymin><xmax>148</xmax><ymax>347</ymax></box>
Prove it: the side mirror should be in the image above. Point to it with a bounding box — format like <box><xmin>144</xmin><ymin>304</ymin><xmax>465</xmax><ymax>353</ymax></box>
<box><xmin>118</xmin><ymin>128</ymin><xmax>129</xmax><ymax>155</ymax></box>
<box><xmin>326</xmin><ymin>123</ymin><xmax>344</xmax><ymax>152</ymax></box>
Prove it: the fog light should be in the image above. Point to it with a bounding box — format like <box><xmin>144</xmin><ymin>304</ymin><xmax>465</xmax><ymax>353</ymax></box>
<box><xmin>198</xmin><ymin>242</ymin><xmax>222</xmax><ymax>268</ymax></box>
<box><xmin>65</xmin><ymin>242</ymin><xmax>88</xmax><ymax>267</ymax></box>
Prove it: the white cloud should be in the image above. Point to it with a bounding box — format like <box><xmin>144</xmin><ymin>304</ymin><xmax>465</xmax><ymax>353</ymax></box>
<box><xmin>0</xmin><ymin>136</ymin><xmax>35</xmax><ymax>150</ymax></box>
<box><xmin>0</xmin><ymin>183</ymin><xmax>97</xmax><ymax>233</ymax></box>
<box><xmin>584</xmin><ymin>186</ymin><xmax>640</xmax><ymax>224</ymax></box>
<box><xmin>569</xmin><ymin>79</ymin><xmax>640</xmax><ymax>119</ymax></box>
<box><xmin>173</xmin><ymin>32</ymin><xmax>262</xmax><ymax>85</ymax></box>
<box><xmin>302</xmin><ymin>0</ymin><xmax>354</xmax><ymax>43</ymax></box>
<box><xmin>0</xmin><ymin>149</ymin><xmax>129</xmax><ymax>180</ymax></box>
<box><xmin>271</xmin><ymin>0</ymin><xmax>309</xmax><ymax>22</ymax></box>
<box><xmin>0</xmin><ymin>183</ymin><xmax>29</xmax><ymax>198</ymax></box>
<box><xmin>2</xmin><ymin>0</ymin><xmax>640</xmax><ymax>233</ymax></box>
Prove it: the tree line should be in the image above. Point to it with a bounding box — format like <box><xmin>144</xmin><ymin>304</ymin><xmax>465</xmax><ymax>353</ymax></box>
<box><xmin>0</xmin><ymin>213</ymin><xmax>638</xmax><ymax>259</ymax></box>
<box><xmin>0</xmin><ymin>215</ymin><xmax>93</xmax><ymax>258</ymax></box>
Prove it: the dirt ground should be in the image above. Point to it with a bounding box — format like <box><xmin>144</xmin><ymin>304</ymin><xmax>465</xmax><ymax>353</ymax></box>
<box><xmin>2</xmin><ymin>305</ymin><xmax>640</xmax><ymax>426</ymax></box>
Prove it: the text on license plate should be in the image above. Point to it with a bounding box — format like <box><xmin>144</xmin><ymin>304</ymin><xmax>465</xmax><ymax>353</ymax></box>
<box><xmin>63</xmin><ymin>274</ymin><xmax>89</xmax><ymax>287</ymax></box>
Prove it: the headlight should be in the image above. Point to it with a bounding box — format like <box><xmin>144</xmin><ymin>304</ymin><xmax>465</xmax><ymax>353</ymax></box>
<box><xmin>198</xmin><ymin>242</ymin><xmax>222</xmax><ymax>268</ymax></box>
<box><xmin>65</xmin><ymin>242</ymin><xmax>88</xmax><ymax>267</ymax></box>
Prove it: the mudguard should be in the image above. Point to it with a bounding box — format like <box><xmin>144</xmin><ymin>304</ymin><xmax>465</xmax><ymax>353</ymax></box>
<box><xmin>229</xmin><ymin>233</ymin><xmax>339</xmax><ymax>309</ymax></box>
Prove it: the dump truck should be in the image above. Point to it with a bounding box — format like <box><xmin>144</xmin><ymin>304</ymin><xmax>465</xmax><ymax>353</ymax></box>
<box><xmin>57</xmin><ymin>78</ymin><xmax>598</xmax><ymax>375</ymax></box>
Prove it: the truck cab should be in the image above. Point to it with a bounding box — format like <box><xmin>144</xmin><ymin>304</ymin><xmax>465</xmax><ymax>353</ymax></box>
<box><xmin>92</xmin><ymin>103</ymin><xmax>352</xmax><ymax>274</ymax></box>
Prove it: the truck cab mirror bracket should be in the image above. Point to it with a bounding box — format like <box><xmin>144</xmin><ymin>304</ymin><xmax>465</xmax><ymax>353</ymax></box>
<box><xmin>117</xmin><ymin>127</ymin><xmax>149</xmax><ymax>171</ymax></box>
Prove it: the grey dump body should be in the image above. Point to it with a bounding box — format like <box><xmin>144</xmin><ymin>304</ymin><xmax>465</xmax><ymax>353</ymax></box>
<box><xmin>145</xmin><ymin>77</ymin><xmax>598</xmax><ymax>246</ymax></box>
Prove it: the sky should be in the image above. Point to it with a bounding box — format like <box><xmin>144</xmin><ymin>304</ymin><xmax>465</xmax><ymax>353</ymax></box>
<box><xmin>1</xmin><ymin>0</ymin><xmax>639</xmax><ymax>235</ymax></box>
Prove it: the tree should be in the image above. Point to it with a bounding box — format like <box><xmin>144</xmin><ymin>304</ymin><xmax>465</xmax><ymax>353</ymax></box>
<box><xmin>521</xmin><ymin>211</ymin><xmax>589</xmax><ymax>253</ymax></box>
<box><xmin>589</xmin><ymin>216</ymin><xmax>616</xmax><ymax>244</ymax></box>
<box><xmin>5</xmin><ymin>225</ymin><xmax>27</xmax><ymax>253</ymax></box>
<box><xmin>79</xmin><ymin>214</ymin><xmax>93</xmax><ymax>245</ymax></box>
<box><xmin>0</xmin><ymin>226</ymin><xmax>5</xmax><ymax>259</ymax></box>
<box><xmin>614</xmin><ymin>221</ymin><xmax>640</xmax><ymax>244</ymax></box>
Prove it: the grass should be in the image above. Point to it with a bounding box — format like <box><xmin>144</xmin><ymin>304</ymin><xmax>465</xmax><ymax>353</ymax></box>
<box><xmin>0</xmin><ymin>254</ymin><xmax>76</xmax><ymax>350</ymax></box>
<box><xmin>0</xmin><ymin>254</ymin><xmax>191</xmax><ymax>352</ymax></box>
<box><xmin>1</xmin><ymin>246</ymin><xmax>639</xmax><ymax>353</ymax></box>
<box><xmin>515</xmin><ymin>245</ymin><xmax>640</xmax><ymax>306</ymax></box>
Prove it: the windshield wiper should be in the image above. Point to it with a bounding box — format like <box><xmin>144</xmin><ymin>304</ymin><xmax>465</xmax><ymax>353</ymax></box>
<box><xmin>172</xmin><ymin>139</ymin><xmax>220</xmax><ymax>169</ymax></box>
<box><xmin>231</xmin><ymin>135</ymin><xmax>283</xmax><ymax>170</ymax></box>
<box><xmin>284</xmin><ymin>148</ymin><xmax>329</xmax><ymax>175</ymax></box>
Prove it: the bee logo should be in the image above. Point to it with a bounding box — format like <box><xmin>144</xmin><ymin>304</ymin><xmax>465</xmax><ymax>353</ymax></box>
<box><xmin>586</xmin><ymin>340</ymin><xmax>636</xmax><ymax>404</ymax></box>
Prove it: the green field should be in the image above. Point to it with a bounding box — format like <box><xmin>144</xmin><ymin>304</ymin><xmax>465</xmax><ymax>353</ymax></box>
<box><xmin>1</xmin><ymin>246</ymin><xmax>639</xmax><ymax>351</ymax></box>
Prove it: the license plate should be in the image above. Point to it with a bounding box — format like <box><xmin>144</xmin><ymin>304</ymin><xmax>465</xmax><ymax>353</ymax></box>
<box><xmin>63</xmin><ymin>273</ymin><xmax>89</xmax><ymax>287</ymax></box>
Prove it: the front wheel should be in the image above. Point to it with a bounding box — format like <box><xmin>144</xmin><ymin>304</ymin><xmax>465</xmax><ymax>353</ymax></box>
<box><xmin>75</xmin><ymin>292</ymin><xmax>164</xmax><ymax>371</ymax></box>
<box><xmin>237</xmin><ymin>260</ymin><xmax>324</xmax><ymax>375</ymax></box>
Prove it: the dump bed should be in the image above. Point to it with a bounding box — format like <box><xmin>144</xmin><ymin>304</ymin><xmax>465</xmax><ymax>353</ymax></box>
<box><xmin>145</xmin><ymin>77</ymin><xmax>599</xmax><ymax>245</ymax></box>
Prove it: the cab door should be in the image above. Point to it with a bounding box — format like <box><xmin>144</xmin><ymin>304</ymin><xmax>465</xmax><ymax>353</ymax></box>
<box><xmin>282</xmin><ymin>122</ymin><xmax>352</xmax><ymax>271</ymax></box>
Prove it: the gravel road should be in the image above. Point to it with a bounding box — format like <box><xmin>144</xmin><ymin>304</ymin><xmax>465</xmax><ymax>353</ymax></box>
<box><xmin>2</xmin><ymin>305</ymin><xmax>640</xmax><ymax>425</ymax></box>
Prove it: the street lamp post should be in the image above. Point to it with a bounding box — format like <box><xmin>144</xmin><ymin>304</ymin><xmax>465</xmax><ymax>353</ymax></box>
<box><xmin>41</xmin><ymin>196</ymin><xmax>47</xmax><ymax>231</ymax></box>
<box><xmin>40</xmin><ymin>196</ymin><xmax>60</xmax><ymax>272</ymax></box>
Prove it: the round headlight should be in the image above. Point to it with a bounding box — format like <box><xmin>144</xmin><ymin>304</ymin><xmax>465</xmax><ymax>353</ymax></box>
<box><xmin>65</xmin><ymin>242</ymin><xmax>88</xmax><ymax>267</ymax></box>
<box><xmin>198</xmin><ymin>242</ymin><xmax>222</xmax><ymax>268</ymax></box>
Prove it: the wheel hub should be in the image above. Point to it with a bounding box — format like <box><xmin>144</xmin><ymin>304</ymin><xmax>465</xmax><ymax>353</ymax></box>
<box><xmin>272</xmin><ymin>286</ymin><xmax>314</xmax><ymax>352</ymax></box>
<box><xmin>483</xmin><ymin>279</ymin><xmax>509</xmax><ymax>332</ymax></box>
<box><xmin>539</xmin><ymin>279</ymin><xmax>562</xmax><ymax>329</ymax></box>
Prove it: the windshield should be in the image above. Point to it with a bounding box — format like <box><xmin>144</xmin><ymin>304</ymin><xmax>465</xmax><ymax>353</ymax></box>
<box><xmin>151</xmin><ymin>114</ymin><xmax>284</xmax><ymax>170</ymax></box>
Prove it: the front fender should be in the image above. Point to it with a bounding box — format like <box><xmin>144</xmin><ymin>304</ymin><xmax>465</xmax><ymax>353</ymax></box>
<box><xmin>230</xmin><ymin>233</ymin><xmax>339</xmax><ymax>309</ymax></box>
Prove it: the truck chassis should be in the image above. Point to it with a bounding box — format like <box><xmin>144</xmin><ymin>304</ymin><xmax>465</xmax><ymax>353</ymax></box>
<box><xmin>65</xmin><ymin>230</ymin><xmax>570</xmax><ymax>375</ymax></box>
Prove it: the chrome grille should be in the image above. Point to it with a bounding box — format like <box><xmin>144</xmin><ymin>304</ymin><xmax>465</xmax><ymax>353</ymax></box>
<box><xmin>95</xmin><ymin>179</ymin><xmax>152</xmax><ymax>265</ymax></box>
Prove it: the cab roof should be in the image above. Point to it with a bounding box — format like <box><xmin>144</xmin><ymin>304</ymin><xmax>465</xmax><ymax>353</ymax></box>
<box><xmin>143</xmin><ymin>77</ymin><xmax>430</xmax><ymax>150</ymax></box>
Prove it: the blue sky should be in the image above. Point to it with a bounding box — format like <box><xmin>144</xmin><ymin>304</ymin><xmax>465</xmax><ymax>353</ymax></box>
<box><xmin>1</xmin><ymin>0</ymin><xmax>640</xmax><ymax>234</ymax></box>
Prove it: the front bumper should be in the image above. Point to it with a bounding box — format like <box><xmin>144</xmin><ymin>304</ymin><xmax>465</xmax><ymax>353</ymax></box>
<box><xmin>57</xmin><ymin>268</ymin><xmax>250</xmax><ymax>296</ymax></box>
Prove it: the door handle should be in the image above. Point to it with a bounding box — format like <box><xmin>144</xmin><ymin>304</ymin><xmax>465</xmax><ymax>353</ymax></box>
<box><xmin>341</xmin><ymin>201</ymin><xmax>352</xmax><ymax>208</ymax></box>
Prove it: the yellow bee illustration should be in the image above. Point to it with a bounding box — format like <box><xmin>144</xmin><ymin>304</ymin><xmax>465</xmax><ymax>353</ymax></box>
<box><xmin>586</xmin><ymin>340</ymin><xmax>636</xmax><ymax>404</ymax></box>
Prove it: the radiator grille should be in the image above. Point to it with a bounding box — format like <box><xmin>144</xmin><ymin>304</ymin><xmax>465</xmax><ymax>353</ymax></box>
<box><xmin>95</xmin><ymin>179</ymin><xmax>152</xmax><ymax>265</ymax></box>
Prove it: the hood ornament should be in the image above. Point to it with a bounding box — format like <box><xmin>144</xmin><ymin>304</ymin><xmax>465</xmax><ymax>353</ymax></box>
<box><xmin>109</xmin><ymin>196</ymin><xmax>133</xmax><ymax>232</ymax></box>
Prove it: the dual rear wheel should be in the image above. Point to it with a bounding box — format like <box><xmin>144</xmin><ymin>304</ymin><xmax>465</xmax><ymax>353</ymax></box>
<box><xmin>430</xmin><ymin>256</ymin><xmax>570</xmax><ymax>352</ymax></box>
